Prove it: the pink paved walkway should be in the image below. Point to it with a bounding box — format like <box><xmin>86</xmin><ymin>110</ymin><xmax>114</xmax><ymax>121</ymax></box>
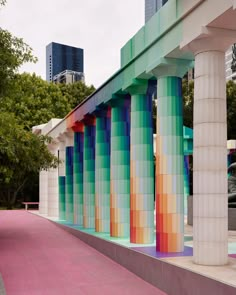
<box><xmin>0</xmin><ymin>211</ymin><xmax>166</xmax><ymax>295</ymax></box>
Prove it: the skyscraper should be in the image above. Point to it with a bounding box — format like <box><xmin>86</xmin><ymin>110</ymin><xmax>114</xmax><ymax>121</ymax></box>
<box><xmin>46</xmin><ymin>42</ymin><xmax>84</xmax><ymax>82</ymax></box>
<box><xmin>226</xmin><ymin>45</ymin><xmax>236</xmax><ymax>81</ymax></box>
<box><xmin>145</xmin><ymin>0</ymin><xmax>168</xmax><ymax>23</ymax></box>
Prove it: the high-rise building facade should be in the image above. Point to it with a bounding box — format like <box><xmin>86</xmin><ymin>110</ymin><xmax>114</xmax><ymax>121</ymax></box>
<box><xmin>226</xmin><ymin>46</ymin><xmax>236</xmax><ymax>81</ymax></box>
<box><xmin>46</xmin><ymin>42</ymin><xmax>84</xmax><ymax>82</ymax></box>
<box><xmin>145</xmin><ymin>0</ymin><xmax>168</xmax><ymax>23</ymax></box>
<box><xmin>53</xmin><ymin>70</ymin><xmax>85</xmax><ymax>84</ymax></box>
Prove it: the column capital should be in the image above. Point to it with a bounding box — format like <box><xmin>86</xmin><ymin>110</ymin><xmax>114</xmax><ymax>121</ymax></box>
<box><xmin>83</xmin><ymin>114</ymin><xmax>96</xmax><ymax>126</ymax></box>
<box><xmin>48</xmin><ymin>142</ymin><xmax>59</xmax><ymax>154</ymax></box>
<box><xmin>94</xmin><ymin>104</ymin><xmax>110</xmax><ymax>118</ymax></box>
<box><xmin>72</xmin><ymin>122</ymin><xmax>84</xmax><ymax>133</ymax></box>
<box><xmin>109</xmin><ymin>94</ymin><xmax>130</xmax><ymax>108</ymax></box>
<box><xmin>65</xmin><ymin>128</ymin><xmax>74</xmax><ymax>137</ymax></box>
<box><xmin>150</xmin><ymin>57</ymin><xmax>192</xmax><ymax>79</ymax></box>
<box><xmin>58</xmin><ymin>132</ymin><xmax>67</xmax><ymax>142</ymax></box>
<box><xmin>181</xmin><ymin>26</ymin><xmax>236</xmax><ymax>55</ymax></box>
<box><xmin>125</xmin><ymin>79</ymin><xmax>148</xmax><ymax>95</ymax></box>
<box><xmin>61</xmin><ymin>129</ymin><xmax>74</xmax><ymax>146</ymax></box>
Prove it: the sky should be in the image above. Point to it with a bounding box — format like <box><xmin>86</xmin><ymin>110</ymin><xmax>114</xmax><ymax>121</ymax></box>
<box><xmin>0</xmin><ymin>0</ymin><xmax>144</xmax><ymax>88</ymax></box>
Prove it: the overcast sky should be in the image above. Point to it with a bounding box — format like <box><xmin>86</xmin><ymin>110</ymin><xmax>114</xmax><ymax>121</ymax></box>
<box><xmin>0</xmin><ymin>0</ymin><xmax>144</xmax><ymax>87</ymax></box>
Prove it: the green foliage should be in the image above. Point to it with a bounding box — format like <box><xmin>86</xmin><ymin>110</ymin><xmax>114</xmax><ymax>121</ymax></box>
<box><xmin>59</xmin><ymin>81</ymin><xmax>95</xmax><ymax>110</ymax></box>
<box><xmin>0</xmin><ymin>29</ymin><xmax>37</xmax><ymax>97</ymax></box>
<box><xmin>182</xmin><ymin>79</ymin><xmax>236</xmax><ymax>139</ymax></box>
<box><xmin>0</xmin><ymin>73</ymin><xmax>95</xmax><ymax>206</ymax></box>
<box><xmin>226</xmin><ymin>80</ymin><xmax>236</xmax><ymax>139</ymax></box>
<box><xmin>0</xmin><ymin>112</ymin><xmax>58</xmax><ymax>207</ymax></box>
<box><xmin>182</xmin><ymin>79</ymin><xmax>194</xmax><ymax>129</ymax></box>
<box><xmin>0</xmin><ymin>73</ymin><xmax>95</xmax><ymax>130</ymax></box>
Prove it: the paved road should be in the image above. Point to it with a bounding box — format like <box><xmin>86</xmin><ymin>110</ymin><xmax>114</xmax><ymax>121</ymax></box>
<box><xmin>0</xmin><ymin>211</ymin><xmax>166</xmax><ymax>295</ymax></box>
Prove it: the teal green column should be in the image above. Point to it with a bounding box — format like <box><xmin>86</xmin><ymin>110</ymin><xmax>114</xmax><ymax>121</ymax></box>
<box><xmin>58</xmin><ymin>140</ymin><xmax>66</xmax><ymax>220</ymax></box>
<box><xmin>95</xmin><ymin>108</ymin><xmax>111</xmax><ymax>232</ymax></box>
<box><xmin>110</xmin><ymin>98</ymin><xmax>130</xmax><ymax>238</ymax></box>
<box><xmin>83</xmin><ymin>117</ymin><xmax>96</xmax><ymax>228</ymax></box>
<box><xmin>73</xmin><ymin>124</ymin><xmax>84</xmax><ymax>225</ymax></box>
<box><xmin>128</xmin><ymin>81</ymin><xmax>154</xmax><ymax>244</ymax></box>
<box><xmin>65</xmin><ymin>132</ymin><xmax>74</xmax><ymax>224</ymax></box>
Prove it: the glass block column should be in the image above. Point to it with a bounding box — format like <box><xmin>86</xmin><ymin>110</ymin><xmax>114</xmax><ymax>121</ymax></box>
<box><xmin>65</xmin><ymin>132</ymin><xmax>74</xmax><ymax>223</ymax></box>
<box><xmin>95</xmin><ymin>108</ymin><xmax>111</xmax><ymax>232</ymax></box>
<box><xmin>156</xmin><ymin>76</ymin><xmax>184</xmax><ymax>252</ymax></box>
<box><xmin>193</xmin><ymin>50</ymin><xmax>228</xmax><ymax>265</ymax></box>
<box><xmin>110</xmin><ymin>98</ymin><xmax>130</xmax><ymax>238</ymax></box>
<box><xmin>47</xmin><ymin>143</ymin><xmax>59</xmax><ymax>217</ymax></box>
<box><xmin>73</xmin><ymin>125</ymin><xmax>84</xmax><ymax>225</ymax></box>
<box><xmin>39</xmin><ymin>170</ymin><xmax>48</xmax><ymax>215</ymax></box>
<box><xmin>129</xmin><ymin>82</ymin><xmax>154</xmax><ymax>244</ymax></box>
<box><xmin>185</xmin><ymin>35</ymin><xmax>230</xmax><ymax>265</ymax></box>
<box><xmin>83</xmin><ymin>117</ymin><xmax>96</xmax><ymax>228</ymax></box>
<box><xmin>58</xmin><ymin>140</ymin><xmax>66</xmax><ymax>221</ymax></box>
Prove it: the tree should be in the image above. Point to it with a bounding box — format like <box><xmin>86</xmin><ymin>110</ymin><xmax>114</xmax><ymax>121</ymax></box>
<box><xmin>182</xmin><ymin>79</ymin><xmax>236</xmax><ymax>139</ymax></box>
<box><xmin>226</xmin><ymin>80</ymin><xmax>236</xmax><ymax>139</ymax></box>
<box><xmin>0</xmin><ymin>112</ymin><xmax>58</xmax><ymax>208</ymax></box>
<box><xmin>0</xmin><ymin>73</ymin><xmax>95</xmax><ymax>130</ymax></box>
<box><xmin>0</xmin><ymin>72</ymin><xmax>95</xmax><ymax>205</ymax></box>
<box><xmin>182</xmin><ymin>79</ymin><xmax>194</xmax><ymax>129</ymax></box>
<box><xmin>59</xmin><ymin>81</ymin><xmax>95</xmax><ymax>110</ymax></box>
<box><xmin>0</xmin><ymin>29</ymin><xmax>37</xmax><ymax>97</ymax></box>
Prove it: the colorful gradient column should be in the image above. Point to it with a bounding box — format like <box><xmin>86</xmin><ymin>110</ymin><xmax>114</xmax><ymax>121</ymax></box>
<box><xmin>130</xmin><ymin>89</ymin><xmax>154</xmax><ymax>244</ymax></box>
<box><xmin>73</xmin><ymin>125</ymin><xmax>84</xmax><ymax>225</ymax></box>
<box><xmin>58</xmin><ymin>140</ymin><xmax>66</xmax><ymax>220</ymax></box>
<box><xmin>95</xmin><ymin>108</ymin><xmax>111</xmax><ymax>232</ymax></box>
<box><xmin>110</xmin><ymin>98</ymin><xmax>130</xmax><ymax>238</ymax></box>
<box><xmin>156</xmin><ymin>76</ymin><xmax>184</xmax><ymax>252</ymax></box>
<box><xmin>83</xmin><ymin>117</ymin><xmax>96</xmax><ymax>228</ymax></box>
<box><xmin>65</xmin><ymin>133</ymin><xmax>74</xmax><ymax>223</ymax></box>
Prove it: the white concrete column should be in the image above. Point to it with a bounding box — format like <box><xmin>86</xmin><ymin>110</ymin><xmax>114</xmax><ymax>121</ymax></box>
<box><xmin>58</xmin><ymin>138</ymin><xmax>66</xmax><ymax>221</ymax></box>
<box><xmin>47</xmin><ymin>143</ymin><xmax>59</xmax><ymax>218</ymax></box>
<box><xmin>58</xmin><ymin>138</ymin><xmax>66</xmax><ymax>178</ymax></box>
<box><xmin>183</xmin><ymin>29</ymin><xmax>236</xmax><ymax>265</ymax></box>
<box><xmin>193</xmin><ymin>50</ymin><xmax>227</xmax><ymax>265</ymax></box>
<box><xmin>39</xmin><ymin>170</ymin><xmax>48</xmax><ymax>215</ymax></box>
<box><xmin>65</xmin><ymin>131</ymin><xmax>74</xmax><ymax>223</ymax></box>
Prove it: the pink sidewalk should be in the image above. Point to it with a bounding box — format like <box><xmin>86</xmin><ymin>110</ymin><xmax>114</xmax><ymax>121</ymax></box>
<box><xmin>0</xmin><ymin>211</ymin><xmax>166</xmax><ymax>295</ymax></box>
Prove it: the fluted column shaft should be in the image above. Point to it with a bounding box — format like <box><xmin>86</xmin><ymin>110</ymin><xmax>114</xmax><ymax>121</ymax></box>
<box><xmin>58</xmin><ymin>140</ymin><xmax>66</xmax><ymax>220</ymax></box>
<box><xmin>156</xmin><ymin>77</ymin><xmax>184</xmax><ymax>252</ymax></box>
<box><xmin>39</xmin><ymin>170</ymin><xmax>48</xmax><ymax>215</ymax></box>
<box><xmin>47</xmin><ymin>144</ymin><xmax>59</xmax><ymax>217</ymax></box>
<box><xmin>129</xmin><ymin>83</ymin><xmax>154</xmax><ymax>244</ymax></box>
<box><xmin>184</xmin><ymin>155</ymin><xmax>190</xmax><ymax>214</ymax></box>
<box><xmin>73</xmin><ymin>126</ymin><xmax>84</xmax><ymax>225</ymax></box>
<box><xmin>65</xmin><ymin>132</ymin><xmax>74</xmax><ymax>223</ymax></box>
<box><xmin>95</xmin><ymin>109</ymin><xmax>111</xmax><ymax>233</ymax></box>
<box><xmin>193</xmin><ymin>51</ymin><xmax>227</xmax><ymax>265</ymax></box>
<box><xmin>83</xmin><ymin>117</ymin><xmax>96</xmax><ymax>228</ymax></box>
<box><xmin>110</xmin><ymin>99</ymin><xmax>130</xmax><ymax>238</ymax></box>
